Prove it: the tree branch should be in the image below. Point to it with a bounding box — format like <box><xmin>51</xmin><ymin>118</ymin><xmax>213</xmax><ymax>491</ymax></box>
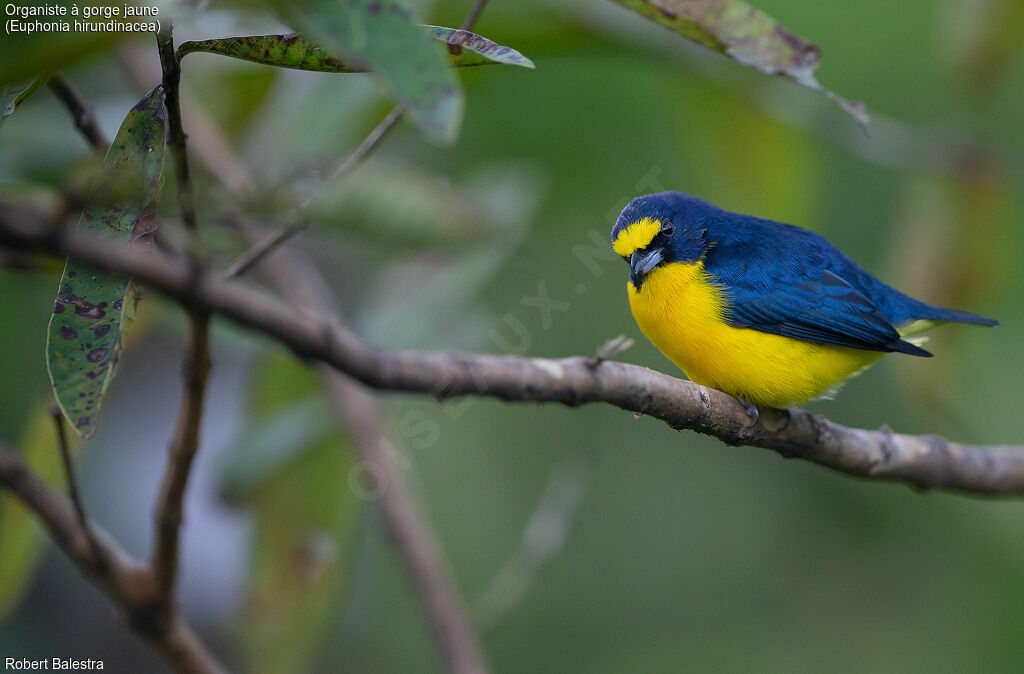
<box><xmin>220</xmin><ymin>222</ymin><xmax>306</xmax><ymax>280</ymax></box>
<box><xmin>31</xmin><ymin>49</ymin><xmax>223</xmax><ymax>672</ymax></box>
<box><xmin>327</xmin><ymin>104</ymin><xmax>406</xmax><ymax>183</ymax></box>
<box><xmin>324</xmin><ymin>368</ymin><xmax>489</xmax><ymax>673</ymax></box>
<box><xmin>150</xmin><ymin>20</ymin><xmax>216</xmax><ymax>654</ymax></box>
<box><xmin>47</xmin><ymin>73</ymin><xmax>107</xmax><ymax>151</ymax></box>
<box><xmin>461</xmin><ymin>0</ymin><xmax>490</xmax><ymax>31</ymax></box>
<box><xmin>157</xmin><ymin>23</ymin><xmax>198</xmax><ymax>233</ymax></box>
<box><xmin>50</xmin><ymin>404</ymin><xmax>92</xmax><ymax>543</ymax></box>
<box><xmin>2</xmin><ymin>213</ymin><xmax>1021</xmax><ymax>496</ymax></box>
<box><xmin>0</xmin><ymin>441</ymin><xmax>226</xmax><ymax>673</ymax></box>
<box><xmin>226</xmin><ymin>102</ymin><xmax>404</xmax><ymax>277</ymax></box>
<box><xmin>151</xmin><ymin>312</ymin><xmax>212</xmax><ymax>607</ymax></box>
<box><xmin>236</xmin><ymin>216</ymin><xmax>489</xmax><ymax>673</ymax></box>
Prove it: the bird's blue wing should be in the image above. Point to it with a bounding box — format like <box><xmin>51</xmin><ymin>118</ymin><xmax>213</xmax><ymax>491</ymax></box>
<box><xmin>706</xmin><ymin>241</ymin><xmax>932</xmax><ymax>356</ymax></box>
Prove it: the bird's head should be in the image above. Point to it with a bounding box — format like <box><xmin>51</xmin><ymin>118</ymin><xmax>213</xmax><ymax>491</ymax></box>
<box><xmin>611</xmin><ymin>192</ymin><xmax>711</xmax><ymax>290</ymax></box>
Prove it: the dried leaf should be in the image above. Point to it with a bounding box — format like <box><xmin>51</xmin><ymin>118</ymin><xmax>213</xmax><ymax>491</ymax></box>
<box><xmin>425</xmin><ymin>26</ymin><xmax>536</xmax><ymax>68</ymax></box>
<box><xmin>46</xmin><ymin>87</ymin><xmax>166</xmax><ymax>439</ymax></box>
<box><xmin>610</xmin><ymin>0</ymin><xmax>869</xmax><ymax>130</ymax></box>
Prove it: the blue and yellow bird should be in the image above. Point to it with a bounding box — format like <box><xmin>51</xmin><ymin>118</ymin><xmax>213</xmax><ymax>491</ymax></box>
<box><xmin>612</xmin><ymin>192</ymin><xmax>997</xmax><ymax>414</ymax></box>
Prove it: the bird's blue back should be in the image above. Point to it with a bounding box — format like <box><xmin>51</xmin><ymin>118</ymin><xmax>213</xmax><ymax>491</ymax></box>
<box><xmin>622</xmin><ymin>190</ymin><xmax>991</xmax><ymax>329</ymax></box>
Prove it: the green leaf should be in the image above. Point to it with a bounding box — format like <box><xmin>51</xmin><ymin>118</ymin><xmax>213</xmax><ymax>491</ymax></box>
<box><xmin>0</xmin><ymin>402</ymin><xmax>75</xmax><ymax>620</ymax></box>
<box><xmin>250</xmin><ymin>349</ymin><xmax>324</xmax><ymax>416</ymax></box>
<box><xmin>1</xmin><ymin>73</ymin><xmax>52</xmax><ymax>125</ymax></box>
<box><xmin>219</xmin><ymin>399</ymin><xmax>334</xmax><ymax>502</ymax></box>
<box><xmin>609</xmin><ymin>0</ymin><xmax>869</xmax><ymax>130</ymax></box>
<box><xmin>307</xmin><ymin>162</ymin><xmax>497</xmax><ymax>249</ymax></box>
<box><xmin>178</xmin><ymin>28</ymin><xmax>534</xmax><ymax>72</ymax></box>
<box><xmin>280</xmin><ymin>0</ymin><xmax>463</xmax><ymax>142</ymax></box>
<box><xmin>46</xmin><ymin>87</ymin><xmax>166</xmax><ymax>439</ymax></box>
<box><xmin>225</xmin><ymin>352</ymin><xmax>362</xmax><ymax>673</ymax></box>
<box><xmin>236</xmin><ymin>435</ymin><xmax>361</xmax><ymax>674</ymax></box>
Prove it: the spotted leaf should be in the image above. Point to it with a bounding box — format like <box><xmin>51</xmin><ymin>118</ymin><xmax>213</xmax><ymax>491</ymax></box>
<box><xmin>177</xmin><ymin>27</ymin><xmax>534</xmax><ymax>72</ymax></box>
<box><xmin>46</xmin><ymin>87</ymin><xmax>166</xmax><ymax>439</ymax></box>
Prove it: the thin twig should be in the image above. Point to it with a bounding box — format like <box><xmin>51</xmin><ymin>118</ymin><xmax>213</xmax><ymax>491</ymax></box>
<box><xmin>151</xmin><ymin>312</ymin><xmax>212</xmax><ymax>606</ymax></box>
<box><xmin>0</xmin><ymin>441</ymin><xmax>226</xmax><ymax>673</ymax></box>
<box><xmin>157</xmin><ymin>23</ymin><xmax>198</xmax><ymax>233</ymax></box>
<box><xmin>461</xmin><ymin>0</ymin><xmax>490</xmax><ymax>31</ymax></box>
<box><xmin>151</xmin><ymin>18</ymin><xmax>217</xmax><ymax>643</ymax></box>
<box><xmin>235</xmin><ymin>215</ymin><xmax>490</xmax><ymax>674</ymax></box>
<box><xmin>475</xmin><ymin>458</ymin><xmax>588</xmax><ymax>632</ymax></box>
<box><xmin>1</xmin><ymin>216</ymin><xmax>1022</xmax><ymax>497</ymax></box>
<box><xmin>326</xmin><ymin>369</ymin><xmax>490</xmax><ymax>674</ymax></box>
<box><xmin>47</xmin><ymin>73</ymin><xmax>107</xmax><ymax>152</ymax></box>
<box><xmin>229</xmin><ymin>104</ymin><xmax>405</xmax><ymax>279</ymax></box>
<box><xmin>220</xmin><ymin>221</ymin><xmax>307</xmax><ymax>280</ymax></box>
<box><xmin>40</xmin><ymin>49</ymin><xmax>224</xmax><ymax>674</ymax></box>
<box><xmin>50</xmin><ymin>404</ymin><xmax>90</xmax><ymax>538</ymax></box>
<box><xmin>326</xmin><ymin>103</ymin><xmax>407</xmax><ymax>184</ymax></box>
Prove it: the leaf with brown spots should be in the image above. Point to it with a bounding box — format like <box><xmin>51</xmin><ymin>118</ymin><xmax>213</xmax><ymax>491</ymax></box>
<box><xmin>610</xmin><ymin>0</ymin><xmax>869</xmax><ymax>130</ymax></box>
<box><xmin>177</xmin><ymin>27</ymin><xmax>534</xmax><ymax>72</ymax></box>
<box><xmin>46</xmin><ymin>87</ymin><xmax>166</xmax><ymax>439</ymax></box>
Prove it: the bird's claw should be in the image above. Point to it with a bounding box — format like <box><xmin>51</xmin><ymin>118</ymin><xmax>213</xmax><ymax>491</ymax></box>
<box><xmin>737</xmin><ymin>396</ymin><xmax>759</xmax><ymax>428</ymax></box>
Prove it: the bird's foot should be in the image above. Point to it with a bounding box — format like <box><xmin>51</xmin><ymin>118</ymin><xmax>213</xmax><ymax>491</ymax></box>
<box><xmin>736</xmin><ymin>396</ymin><xmax>759</xmax><ymax>428</ymax></box>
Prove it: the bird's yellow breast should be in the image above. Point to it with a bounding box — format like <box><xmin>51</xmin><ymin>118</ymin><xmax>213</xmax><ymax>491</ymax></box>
<box><xmin>627</xmin><ymin>262</ymin><xmax>883</xmax><ymax>408</ymax></box>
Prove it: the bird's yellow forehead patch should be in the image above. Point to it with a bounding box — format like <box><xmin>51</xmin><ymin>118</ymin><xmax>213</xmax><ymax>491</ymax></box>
<box><xmin>612</xmin><ymin>217</ymin><xmax>661</xmax><ymax>258</ymax></box>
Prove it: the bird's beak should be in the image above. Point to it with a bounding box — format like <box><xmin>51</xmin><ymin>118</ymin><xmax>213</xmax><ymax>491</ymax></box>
<box><xmin>629</xmin><ymin>247</ymin><xmax>664</xmax><ymax>289</ymax></box>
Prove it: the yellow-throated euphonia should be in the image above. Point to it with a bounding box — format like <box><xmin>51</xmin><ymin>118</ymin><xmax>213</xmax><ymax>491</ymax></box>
<box><xmin>612</xmin><ymin>192</ymin><xmax>997</xmax><ymax>413</ymax></box>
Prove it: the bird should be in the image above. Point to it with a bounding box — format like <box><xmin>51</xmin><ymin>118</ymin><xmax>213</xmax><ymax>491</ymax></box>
<box><xmin>611</xmin><ymin>192</ymin><xmax>997</xmax><ymax>417</ymax></box>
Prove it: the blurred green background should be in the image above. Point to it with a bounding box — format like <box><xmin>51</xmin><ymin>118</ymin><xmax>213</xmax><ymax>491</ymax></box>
<box><xmin>1</xmin><ymin>0</ymin><xmax>1023</xmax><ymax>671</ymax></box>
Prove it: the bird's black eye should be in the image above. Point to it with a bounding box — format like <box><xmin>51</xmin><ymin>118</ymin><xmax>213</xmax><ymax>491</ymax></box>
<box><xmin>660</xmin><ymin>222</ymin><xmax>674</xmax><ymax>236</ymax></box>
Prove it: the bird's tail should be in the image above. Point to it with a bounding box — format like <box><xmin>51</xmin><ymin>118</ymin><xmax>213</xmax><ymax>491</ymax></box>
<box><xmin>898</xmin><ymin>307</ymin><xmax>998</xmax><ymax>338</ymax></box>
